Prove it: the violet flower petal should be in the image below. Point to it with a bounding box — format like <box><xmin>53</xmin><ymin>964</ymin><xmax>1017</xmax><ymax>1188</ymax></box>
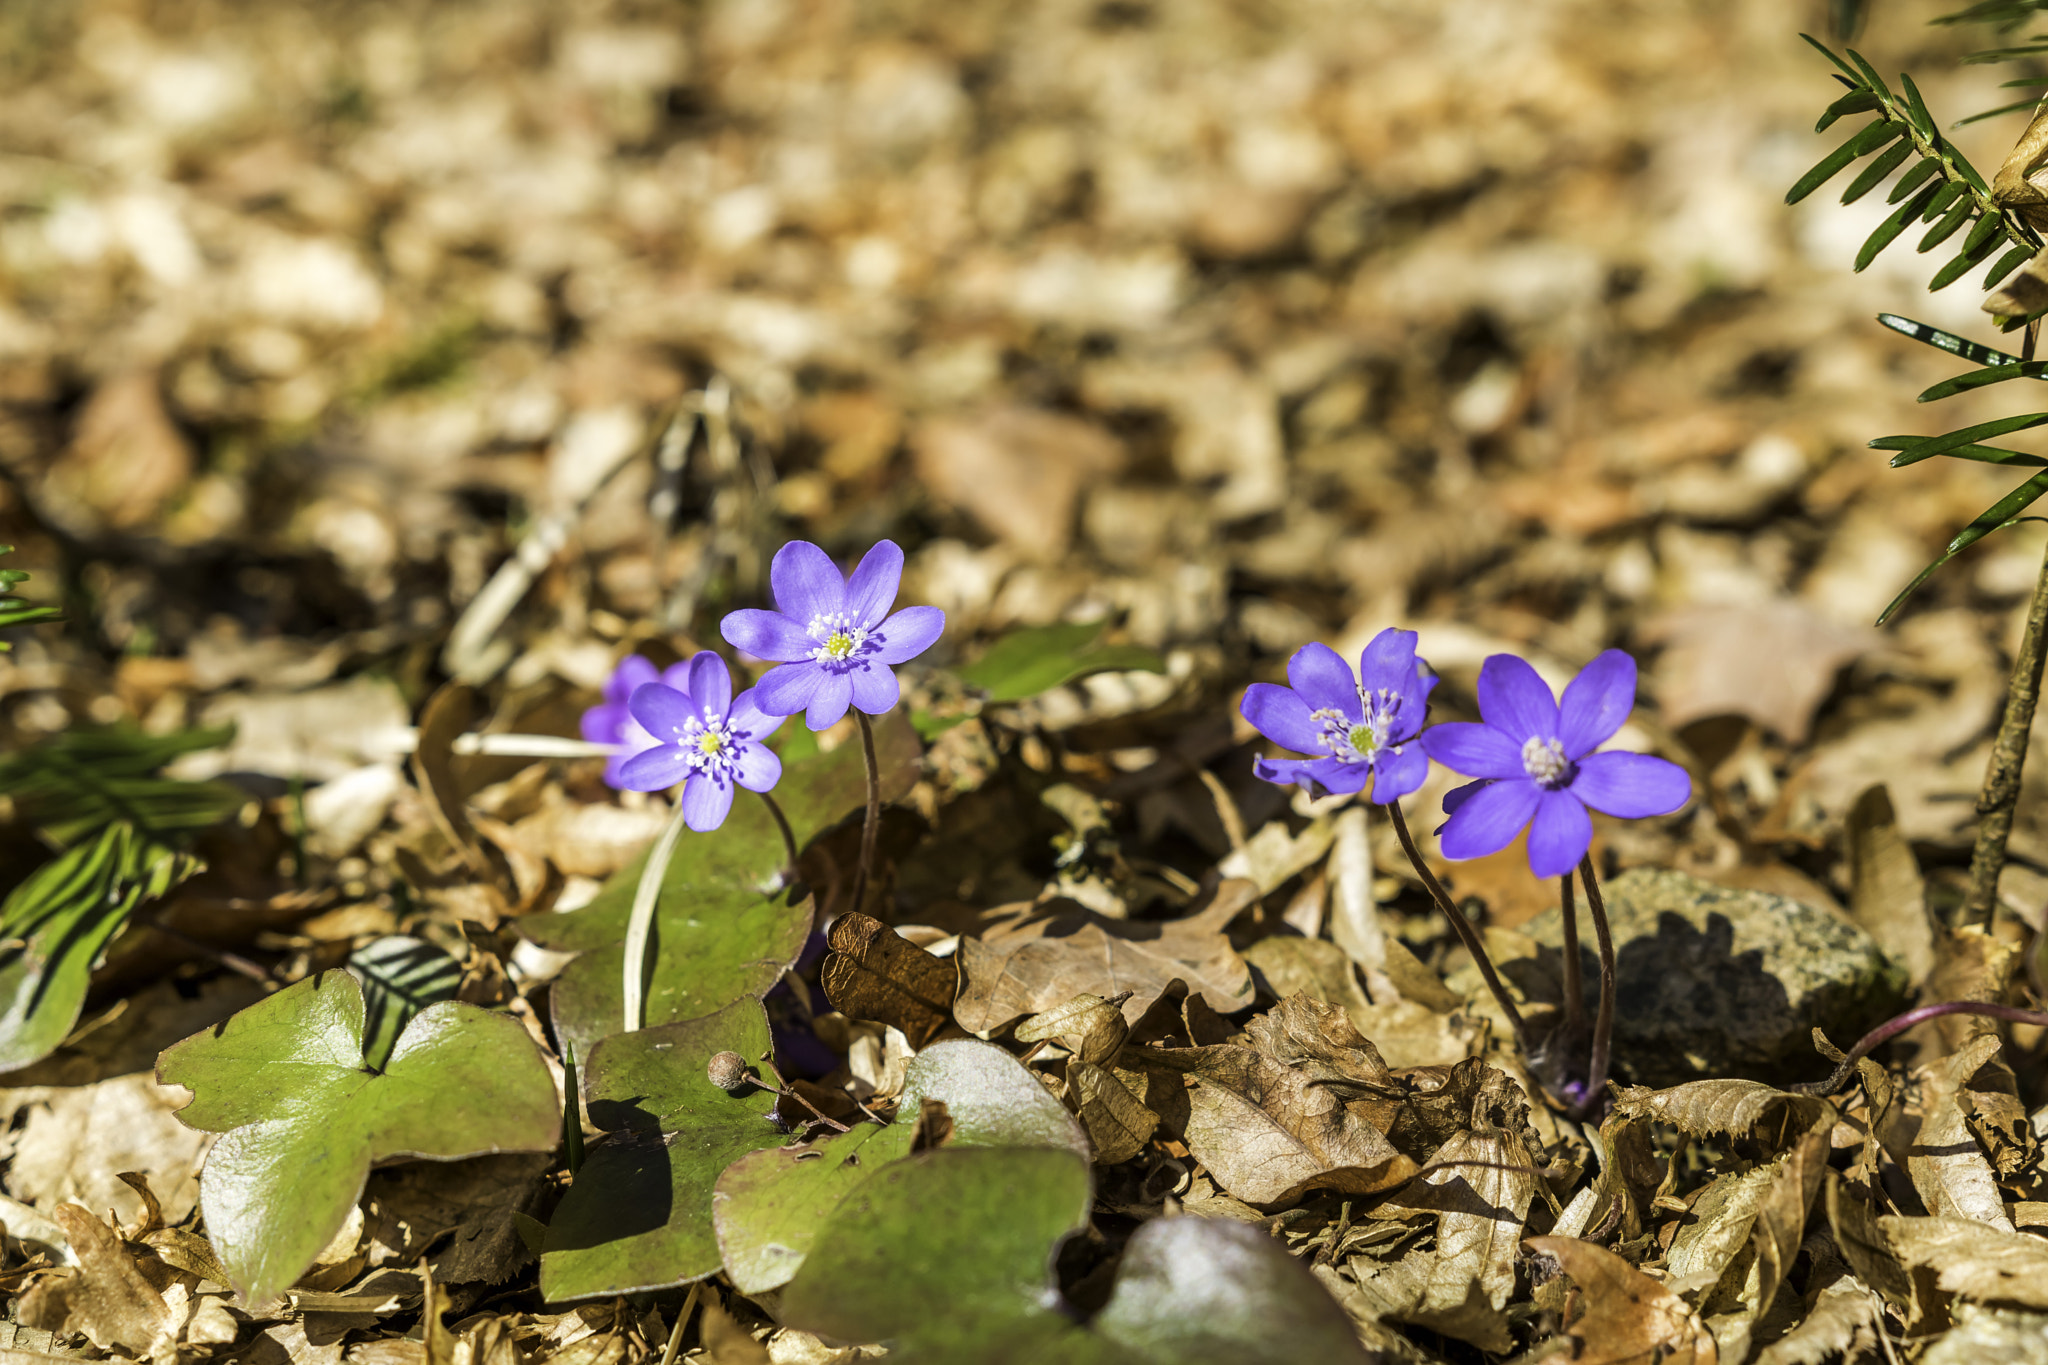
<box><xmin>1369</xmin><ymin>744</ymin><xmax>1429</xmax><ymax>803</ymax></box>
<box><xmin>1438</xmin><ymin>777</ymin><xmax>1541</xmax><ymax>860</ymax></box>
<box><xmin>732</xmin><ymin>741</ymin><xmax>782</xmax><ymax>793</ymax></box>
<box><xmin>725</xmin><ymin>688</ymin><xmax>785</xmax><ymax>744</ymax></box>
<box><xmin>722</xmin><ymin>608</ymin><xmax>815</xmax><ymax>663</ymax></box>
<box><xmin>684</xmin><ymin>651</ymin><xmax>732</xmax><ymax>719</ymax></box>
<box><xmin>1441</xmin><ymin>778</ymin><xmax>1490</xmax><ymax>818</ymax></box>
<box><xmin>607</xmin><ymin>655</ymin><xmax>659</xmax><ymax>704</ymax></box>
<box><xmin>618</xmin><ymin>745</ymin><xmax>692</xmax><ymax>793</ymax></box>
<box><xmin>682</xmin><ymin>772</ymin><xmax>735</xmax><ymax>832</ymax></box>
<box><xmin>581</xmin><ymin>700</ymin><xmax>631</xmax><ymax>744</ymax></box>
<box><xmin>871</xmin><ymin>605</ymin><xmax>945</xmax><ymax>665</ymax></box>
<box><xmin>754</xmin><ymin>661</ymin><xmax>823</xmax><ymax>717</ymax></box>
<box><xmin>1526</xmin><ymin>790</ymin><xmax>1593</xmax><ymax>878</ymax></box>
<box><xmin>1358</xmin><ymin>628</ymin><xmax>1431</xmax><ymax>725</ymax></box>
<box><xmin>1287</xmin><ymin>642</ymin><xmax>1364</xmax><ymax>721</ymax></box>
<box><xmin>771</xmin><ymin>540</ymin><xmax>846</xmax><ymax>622</ymax></box>
<box><xmin>804</xmin><ymin>671</ymin><xmax>854</xmax><ymax>731</ymax></box>
<box><xmin>1571</xmin><ymin>751</ymin><xmax>1692</xmax><ymax>818</ymax></box>
<box><xmin>1311</xmin><ymin>756</ymin><xmax>1372</xmax><ymax>795</ymax></box>
<box><xmin>1556</xmin><ymin>649</ymin><xmax>1637</xmax><ymax>759</ymax></box>
<box><xmin>628</xmin><ymin>681</ymin><xmax>698</xmax><ymax>738</ymax></box>
<box><xmin>1476</xmin><ymin>654</ymin><xmax>1559</xmax><ymax>744</ymax></box>
<box><xmin>1420</xmin><ymin>722</ymin><xmax>1525</xmax><ymax>780</ymax></box>
<box><xmin>848</xmin><ymin>661</ymin><xmax>901</xmax><ymax>714</ymax></box>
<box><xmin>1241</xmin><ymin>683</ymin><xmax>1324</xmax><ymax>753</ymax></box>
<box><xmin>1253</xmin><ymin>756</ymin><xmax>1323</xmax><ymax>787</ymax></box>
<box><xmin>843</xmin><ymin>540</ymin><xmax>904</xmax><ymax>629</ymax></box>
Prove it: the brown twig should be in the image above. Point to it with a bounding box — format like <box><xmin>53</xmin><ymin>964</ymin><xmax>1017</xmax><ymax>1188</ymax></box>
<box><xmin>1960</xmin><ymin>534</ymin><xmax>2048</xmax><ymax>928</ymax></box>
<box><xmin>1385</xmin><ymin>801</ymin><xmax>1531</xmax><ymax>1053</ymax></box>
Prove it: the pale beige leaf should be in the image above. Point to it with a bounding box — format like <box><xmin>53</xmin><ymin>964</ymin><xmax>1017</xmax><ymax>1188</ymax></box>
<box><xmin>16</xmin><ymin>1205</ymin><xmax>175</xmax><ymax>1357</ymax></box>
<box><xmin>1844</xmin><ymin>785</ymin><xmax>1935</xmax><ymax>988</ymax></box>
<box><xmin>1016</xmin><ymin>994</ymin><xmax>1128</xmax><ymax>1065</ymax></box>
<box><xmin>1416</xmin><ymin>1129</ymin><xmax>1534</xmax><ymax>1314</ymax></box>
<box><xmin>1612</xmin><ymin>1079</ymin><xmax>1828</xmax><ymax>1141</ymax></box>
<box><xmin>1909</xmin><ymin>1036</ymin><xmax>2014</xmax><ymax>1231</ymax></box>
<box><xmin>1347</xmin><ymin>1250</ymin><xmax>1513</xmax><ymax>1353</ymax></box>
<box><xmin>1753</xmin><ymin>1276</ymin><xmax>1880</xmax><ymax>1365</ymax></box>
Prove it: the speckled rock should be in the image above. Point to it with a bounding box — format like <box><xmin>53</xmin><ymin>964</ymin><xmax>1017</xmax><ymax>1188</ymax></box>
<box><xmin>1518</xmin><ymin>868</ymin><xmax>1908</xmax><ymax>1088</ymax></box>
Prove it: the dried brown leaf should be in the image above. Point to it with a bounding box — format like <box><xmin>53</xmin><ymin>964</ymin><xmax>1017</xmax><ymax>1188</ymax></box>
<box><xmin>1346</xmin><ymin>1249</ymin><xmax>1514</xmax><ymax>1353</ymax></box>
<box><xmin>699</xmin><ymin>1298</ymin><xmax>772</xmax><ymax>1365</ymax></box>
<box><xmin>1612</xmin><ymin>1079</ymin><xmax>1829</xmax><ymax>1142</ymax></box>
<box><xmin>821</xmin><ymin>912</ymin><xmax>960</xmax><ymax>1049</ymax></box>
<box><xmin>17</xmin><ymin>1205</ymin><xmax>174</xmax><ymax>1357</ymax></box>
<box><xmin>1844</xmin><ymin>785</ymin><xmax>1935</xmax><ymax>989</ymax></box>
<box><xmin>1138</xmin><ymin>994</ymin><xmax>1417</xmax><ymax>1206</ymax></box>
<box><xmin>953</xmin><ymin>881</ymin><xmax>1256</xmax><ymax>1034</ymax></box>
<box><xmin>1015</xmin><ymin>992</ymin><xmax>1128</xmax><ymax>1065</ymax></box>
<box><xmin>1642</xmin><ymin>602</ymin><xmax>1877</xmax><ymax>743</ymax></box>
<box><xmin>1880</xmin><ymin>1214</ymin><xmax>2048</xmax><ymax>1310</ymax></box>
<box><xmin>1067</xmin><ymin>1060</ymin><xmax>1157</xmax><ymax>1165</ymax></box>
<box><xmin>1752</xmin><ymin>1275</ymin><xmax>1880</xmax><ymax>1365</ymax></box>
<box><xmin>1908</xmin><ymin>1035</ymin><xmax>2015</xmax><ymax>1230</ymax></box>
<box><xmin>1525</xmin><ymin>1235</ymin><xmax>1717</xmax><ymax>1365</ymax></box>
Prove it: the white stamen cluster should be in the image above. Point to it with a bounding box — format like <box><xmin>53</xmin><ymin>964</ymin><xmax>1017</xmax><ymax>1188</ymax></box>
<box><xmin>1521</xmin><ymin>735</ymin><xmax>1572</xmax><ymax>789</ymax></box>
<box><xmin>671</xmin><ymin>712</ymin><xmax>741</xmax><ymax>780</ymax></box>
<box><xmin>805</xmin><ymin>611</ymin><xmax>870</xmax><ymax>665</ymax></box>
<box><xmin>1310</xmin><ymin>686</ymin><xmax>1407</xmax><ymax>766</ymax></box>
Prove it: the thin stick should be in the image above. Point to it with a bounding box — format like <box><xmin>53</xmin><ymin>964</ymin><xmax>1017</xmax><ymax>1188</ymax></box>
<box><xmin>1386</xmin><ymin>802</ymin><xmax>1531</xmax><ymax>1051</ymax></box>
<box><xmin>1960</xmin><ymin>533</ymin><xmax>2048</xmax><ymax>928</ymax></box>
<box><xmin>1577</xmin><ymin>855</ymin><xmax>1618</xmax><ymax>1118</ymax></box>
<box><xmin>758</xmin><ymin>789</ymin><xmax>799</xmax><ymax>877</ymax></box>
<box><xmin>849</xmin><ymin>711</ymin><xmax>882</xmax><ymax>916</ymax></box>
<box><xmin>1558</xmin><ymin>872</ymin><xmax>1585</xmax><ymax>1040</ymax></box>
<box><xmin>622</xmin><ymin>802</ymin><xmax>691</xmax><ymax>1033</ymax></box>
<box><xmin>1789</xmin><ymin>1001</ymin><xmax>2048</xmax><ymax>1096</ymax></box>
<box><xmin>658</xmin><ymin>1282</ymin><xmax>701</xmax><ymax>1365</ymax></box>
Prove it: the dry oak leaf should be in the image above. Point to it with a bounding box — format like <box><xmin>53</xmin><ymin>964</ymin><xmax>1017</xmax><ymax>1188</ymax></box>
<box><xmin>16</xmin><ymin>1204</ymin><xmax>174</xmax><ymax>1359</ymax></box>
<box><xmin>1525</xmin><ymin>1235</ymin><xmax>1717</xmax><ymax>1365</ymax></box>
<box><xmin>1137</xmin><ymin>994</ymin><xmax>1419</xmax><ymax>1207</ymax></box>
<box><xmin>1641</xmin><ymin>601</ymin><xmax>1878</xmax><ymax>743</ymax></box>
<box><xmin>821</xmin><ymin>912</ymin><xmax>960</xmax><ymax>1049</ymax></box>
<box><xmin>952</xmin><ymin>881</ymin><xmax>1256</xmax><ymax>1035</ymax></box>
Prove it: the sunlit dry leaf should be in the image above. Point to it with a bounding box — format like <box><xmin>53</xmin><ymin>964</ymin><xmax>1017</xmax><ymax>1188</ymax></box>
<box><xmin>821</xmin><ymin>912</ymin><xmax>960</xmax><ymax>1049</ymax></box>
<box><xmin>1417</xmin><ymin>1128</ymin><xmax>1535</xmax><ymax>1316</ymax></box>
<box><xmin>1612</xmin><ymin>1078</ymin><xmax>1828</xmax><ymax>1141</ymax></box>
<box><xmin>17</xmin><ymin>1204</ymin><xmax>174</xmax><ymax>1358</ymax></box>
<box><xmin>1068</xmin><ymin>1060</ymin><xmax>1157</xmax><ymax>1164</ymax></box>
<box><xmin>1016</xmin><ymin>992</ymin><xmax>1129</xmax><ymax>1065</ymax></box>
<box><xmin>408</xmin><ymin>683</ymin><xmax>512</xmax><ymax>917</ymax></box>
<box><xmin>6</xmin><ymin>1074</ymin><xmax>213</xmax><ymax>1230</ymax></box>
<box><xmin>1908</xmin><ymin>1035</ymin><xmax>2015</xmax><ymax>1231</ymax></box>
<box><xmin>1217</xmin><ymin>812</ymin><xmax>1335</xmax><ymax>894</ymax></box>
<box><xmin>1880</xmin><ymin>1215</ymin><xmax>2048</xmax><ymax>1311</ymax></box>
<box><xmin>953</xmin><ymin>881</ymin><xmax>1256</xmax><ymax>1034</ymax></box>
<box><xmin>1753</xmin><ymin>1275</ymin><xmax>1880</xmax><ymax>1365</ymax></box>
<box><xmin>1308</xmin><ymin>1261</ymin><xmax>1462</xmax><ymax>1362</ymax></box>
<box><xmin>1139</xmin><ymin>995</ymin><xmax>1417</xmax><ymax>1207</ymax></box>
<box><xmin>1345</xmin><ymin>1250</ymin><xmax>1513</xmax><ymax>1353</ymax></box>
<box><xmin>698</xmin><ymin>1299</ymin><xmax>771</xmax><ymax>1365</ymax></box>
<box><xmin>1643</xmin><ymin>602</ymin><xmax>1877</xmax><ymax>743</ymax></box>
<box><xmin>1525</xmin><ymin>1235</ymin><xmax>1716</xmax><ymax>1365</ymax></box>
<box><xmin>1844</xmin><ymin>785</ymin><xmax>1935</xmax><ymax>989</ymax></box>
<box><xmin>1825</xmin><ymin>1176</ymin><xmax>1922</xmax><ymax>1322</ymax></box>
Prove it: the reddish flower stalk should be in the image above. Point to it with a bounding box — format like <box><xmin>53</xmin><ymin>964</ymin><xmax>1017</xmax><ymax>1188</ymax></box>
<box><xmin>1788</xmin><ymin>1001</ymin><xmax>2048</xmax><ymax>1096</ymax></box>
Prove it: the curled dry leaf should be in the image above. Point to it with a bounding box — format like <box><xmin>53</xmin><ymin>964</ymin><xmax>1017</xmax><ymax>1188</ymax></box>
<box><xmin>820</xmin><ymin>911</ymin><xmax>960</xmax><ymax>1049</ymax></box>
<box><xmin>1752</xmin><ymin>1275</ymin><xmax>1881</xmax><ymax>1365</ymax></box>
<box><xmin>1067</xmin><ymin>1060</ymin><xmax>1157</xmax><ymax>1165</ymax></box>
<box><xmin>953</xmin><ymin>880</ymin><xmax>1257</xmax><ymax>1035</ymax></box>
<box><xmin>1879</xmin><ymin>1215</ymin><xmax>2048</xmax><ymax>1311</ymax></box>
<box><xmin>17</xmin><ymin>1204</ymin><xmax>173</xmax><ymax>1358</ymax></box>
<box><xmin>1524</xmin><ymin>1235</ymin><xmax>1717</xmax><ymax>1365</ymax></box>
<box><xmin>1015</xmin><ymin>992</ymin><xmax>1130</xmax><ymax>1065</ymax></box>
<box><xmin>1908</xmin><ymin>1035</ymin><xmax>2015</xmax><ymax>1230</ymax></box>
<box><xmin>1138</xmin><ymin>995</ymin><xmax>1418</xmax><ymax>1207</ymax></box>
<box><xmin>1843</xmin><ymin>785</ymin><xmax>1935</xmax><ymax>989</ymax></box>
<box><xmin>1612</xmin><ymin>1078</ymin><xmax>1829</xmax><ymax>1141</ymax></box>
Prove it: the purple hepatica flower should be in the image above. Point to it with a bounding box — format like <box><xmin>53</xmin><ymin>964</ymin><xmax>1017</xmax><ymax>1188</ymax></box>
<box><xmin>1240</xmin><ymin>629</ymin><xmax>1436</xmax><ymax>802</ymax></box>
<box><xmin>616</xmin><ymin>652</ymin><xmax>785</xmax><ymax>831</ymax></box>
<box><xmin>580</xmin><ymin>654</ymin><xmax>693</xmax><ymax>789</ymax></box>
<box><xmin>720</xmin><ymin>539</ymin><xmax>945</xmax><ymax>731</ymax></box>
<box><xmin>1420</xmin><ymin>650</ymin><xmax>1691</xmax><ymax>878</ymax></box>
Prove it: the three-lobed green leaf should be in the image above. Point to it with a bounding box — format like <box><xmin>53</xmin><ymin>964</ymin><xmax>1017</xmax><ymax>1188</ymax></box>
<box><xmin>158</xmin><ymin>971</ymin><xmax>559</xmax><ymax>1306</ymax></box>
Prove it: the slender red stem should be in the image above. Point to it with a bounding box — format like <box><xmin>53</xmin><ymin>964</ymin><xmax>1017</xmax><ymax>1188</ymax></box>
<box><xmin>1789</xmin><ymin>1001</ymin><xmax>2048</xmax><ymax>1096</ymax></box>
<box><xmin>1575</xmin><ymin>855</ymin><xmax>1617</xmax><ymax>1120</ymax></box>
<box><xmin>1386</xmin><ymin>801</ymin><xmax>1531</xmax><ymax>1053</ymax></box>
<box><xmin>849</xmin><ymin>711</ymin><xmax>881</xmax><ymax>915</ymax></box>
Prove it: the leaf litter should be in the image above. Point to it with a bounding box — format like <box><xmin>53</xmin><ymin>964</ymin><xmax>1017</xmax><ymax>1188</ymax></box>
<box><xmin>0</xmin><ymin>0</ymin><xmax>2047</xmax><ymax>1361</ymax></box>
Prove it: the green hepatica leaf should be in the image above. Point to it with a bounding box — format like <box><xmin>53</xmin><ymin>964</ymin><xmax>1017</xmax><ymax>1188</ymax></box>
<box><xmin>779</xmin><ymin>1147</ymin><xmax>1112</xmax><ymax>1365</ymax></box>
<box><xmin>1093</xmin><ymin>1217</ymin><xmax>1371</xmax><ymax>1365</ymax></box>
<box><xmin>157</xmin><ymin>971</ymin><xmax>558</xmax><ymax>1307</ymax></box>
<box><xmin>0</xmin><ymin>823</ymin><xmax>202</xmax><ymax>1073</ymax></box>
<box><xmin>955</xmin><ymin>621</ymin><xmax>1164</xmax><ymax>705</ymax></box>
<box><xmin>541</xmin><ymin>998</ymin><xmax>785</xmax><ymax>1302</ymax></box>
<box><xmin>712</xmin><ymin>1040</ymin><xmax>1084</xmax><ymax>1295</ymax></box>
<box><xmin>524</xmin><ymin>712</ymin><xmax>920</xmax><ymax>1061</ymax></box>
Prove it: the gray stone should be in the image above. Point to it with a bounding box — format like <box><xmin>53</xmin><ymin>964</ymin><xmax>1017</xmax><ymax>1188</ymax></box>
<box><xmin>1516</xmin><ymin>868</ymin><xmax>1908</xmax><ymax>1088</ymax></box>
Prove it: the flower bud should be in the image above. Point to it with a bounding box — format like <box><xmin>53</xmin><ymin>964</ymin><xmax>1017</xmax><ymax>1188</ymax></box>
<box><xmin>707</xmin><ymin>1051</ymin><xmax>752</xmax><ymax>1092</ymax></box>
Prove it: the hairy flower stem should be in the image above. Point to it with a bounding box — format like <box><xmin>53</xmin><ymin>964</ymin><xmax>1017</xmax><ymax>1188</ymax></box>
<box><xmin>1575</xmin><ymin>855</ymin><xmax>1618</xmax><ymax>1121</ymax></box>
<box><xmin>1386</xmin><ymin>801</ymin><xmax>1531</xmax><ymax>1054</ymax></box>
<box><xmin>622</xmin><ymin>801</ymin><xmax>690</xmax><ymax>1033</ymax></box>
<box><xmin>1961</xmin><ymin>536</ymin><xmax>2048</xmax><ymax>929</ymax></box>
<box><xmin>1558</xmin><ymin>874</ymin><xmax>1586</xmax><ymax>1044</ymax></box>
<box><xmin>849</xmin><ymin>711</ymin><xmax>882</xmax><ymax>916</ymax></box>
<box><xmin>759</xmin><ymin>790</ymin><xmax>799</xmax><ymax>878</ymax></box>
<box><xmin>1789</xmin><ymin>1001</ymin><xmax>2048</xmax><ymax>1096</ymax></box>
